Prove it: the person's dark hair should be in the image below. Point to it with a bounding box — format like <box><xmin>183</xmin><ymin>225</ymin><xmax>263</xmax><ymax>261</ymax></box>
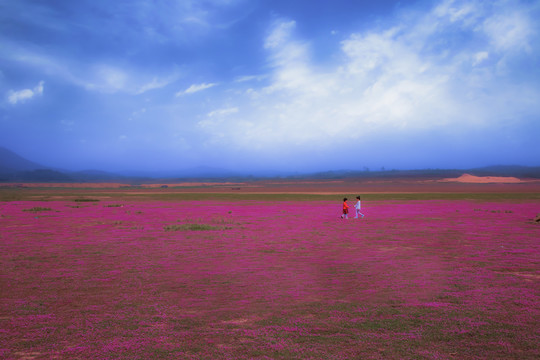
<box><xmin>343</xmin><ymin>197</ymin><xmax>347</xmax><ymax>201</ymax></box>
<box><xmin>356</xmin><ymin>196</ymin><xmax>361</xmax><ymax>200</ymax></box>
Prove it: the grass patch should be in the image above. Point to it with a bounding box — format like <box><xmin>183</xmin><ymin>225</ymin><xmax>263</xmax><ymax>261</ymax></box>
<box><xmin>22</xmin><ymin>207</ymin><xmax>51</xmax><ymax>212</ymax></box>
<box><xmin>170</xmin><ymin>317</ymin><xmax>203</xmax><ymax>330</ymax></box>
<box><xmin>164</xmin><ymin>223</ymin><xmax>231</xmax><ymax>231</ymax></box>
<box><xmin>2</xmin><ymin>187</ymin><xmax>540</xmax><ymax>202</ymax></box>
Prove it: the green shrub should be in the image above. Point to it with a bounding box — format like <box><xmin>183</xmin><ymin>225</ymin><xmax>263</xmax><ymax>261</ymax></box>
<box><xmin>164</xmin><ymin>223</ymin><xmax>230</xmax><ymax>231</ymax></box>
<box><xmin>23</xmin><ymin>207</ymin><xmax>51</xmax><ymax>212</ymax></box>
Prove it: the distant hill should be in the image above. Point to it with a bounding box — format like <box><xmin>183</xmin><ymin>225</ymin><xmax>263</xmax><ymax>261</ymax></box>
<box><xmin>468</xmin><ymin>165</ymin><xmax>540</xmax><ymax>178</ymax></box>
<box><xmin>1</xmin><ymin>146</ymin><xmax>539</xmax><ymax>182</ymax></box>
<box><xmin>15</xmin><ymin>169</ymin><xmax>74</xmax><ymax>182</ymax></box>
<box><xmin>0</xmin><ymin>146</ymin><xmax>126</xmax><ymax>183</ymax></box>
<box><xmin>0</xmin><ymin>146</ymin><xmax>46</xmax><ymax>173</ymax></box>
<box><xmin>118</xmin><ymin>166</ymin><xmax>244</xmax><ymax>179</ymax></box>
<box><xmin>68</xmin><ymin>169</ymin><xmax>130</xmax><ymax>182</ymax></box>
<box><xmin>307</xmin><ymin>166</ymin><xmax>540</xmax><ymax>180</ymax></box>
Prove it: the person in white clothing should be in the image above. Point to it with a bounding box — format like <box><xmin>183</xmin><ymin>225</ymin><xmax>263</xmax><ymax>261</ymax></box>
<box><xmin>354</xmin><ymin>196</ymin><xmax>365</xmax><ymax>219</ymax></box>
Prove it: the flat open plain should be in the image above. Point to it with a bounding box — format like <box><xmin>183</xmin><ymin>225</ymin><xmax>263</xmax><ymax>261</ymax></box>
<box><xmin>1</xmin><ymin>179</ymin><xmax>539</xmax><ymax>359</ymax></box>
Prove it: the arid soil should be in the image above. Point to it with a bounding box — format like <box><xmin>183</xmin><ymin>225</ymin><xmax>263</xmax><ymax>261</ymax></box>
<box><xmin>439</xmin><ymin>173</ymin><xmax>523</xmax><ymax>183</ymax></box>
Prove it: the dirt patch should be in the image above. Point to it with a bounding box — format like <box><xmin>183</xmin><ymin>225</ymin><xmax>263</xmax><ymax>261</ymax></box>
<box><xmin>439</xmin><ymin>174</ymin><xmax>523</xmax><ymax>183</ymax></box>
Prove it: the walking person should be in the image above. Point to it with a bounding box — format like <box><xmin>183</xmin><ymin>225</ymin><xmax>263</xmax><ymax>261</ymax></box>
<box><xmin>354</xmin><ymin>196</ymin><xmax>365</xmax><ymax>219</ymax></box>
<box><xmin>341</xmin><ymin>198</ymin><xmax>349</xmax><ymax>219</ymax></box>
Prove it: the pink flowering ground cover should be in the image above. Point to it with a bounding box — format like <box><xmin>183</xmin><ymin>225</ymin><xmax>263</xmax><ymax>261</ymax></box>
<box><xmin>0</xmin><ymin>198</ymin><xmax>539</xmax><ymax>359</ymax></box>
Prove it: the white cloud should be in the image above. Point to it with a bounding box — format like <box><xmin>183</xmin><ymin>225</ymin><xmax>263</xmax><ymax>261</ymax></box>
<box><xmin>2</xmin><ymin>40</ymin><xmax>180</xmax><ymax>95</ymax></box>
<box><xmin>198</xmin><ymin>107</ymin><xmax>239</xmax><ymax>132</ymax></box>
<box><xmin>8</xmin><ymin>81</ymin><xmax>44</xmax><ymax>104</ymax></box>
<box><xmin>264</xmin><ymin>20</ymin><xmax>296</xmax><ymax>49</ymax></box>
<box><xmin>175</xmin><ymin>82</ymin><xmax>217</xmax><ymax>96</ymax></box>
<box><xmin>234</xmin><ymin>75</ymin><xmax>267</xmax><ymax>83</ymax></box>
<box><xmin>82</xmin><ymin>65</ymin><xmax>181</xmax><ymax>94</ymax></box>
<box><xmin>433</xmin><ymin>0</ymin><xmax>479</xmax><ymax>24</ymax></box>
<box><xmin>136</xmin><ymin>75</ymin><xmax>180</xmax><ymax>94</ymax></box>
<box><xmin>341</xmin><ymin>28</ymin><xmax>402</xmax><ymax>75</ymax></box>
<box><xmin>197</xmin><ymin>1</ymin><xmax>540</xmax><ymax>154</ymax></box>
<box><xmin>473</xmin><ymin>51</ymin><xmax>489</xmax><ymax>66</ymax></box>
<box><xmin>86</xmin><ymin>65</ymin><xmax>127</xmax><ymax>93</ymax></box>
<box><xmin>483</xmin><ymin>11</ymin><xmax>534</xmax><ymax>53</ymax></box>
<box><xmin>208</xmin><ymin>107</ymin><xmax>238</xmax><ymax>117</ymax></box>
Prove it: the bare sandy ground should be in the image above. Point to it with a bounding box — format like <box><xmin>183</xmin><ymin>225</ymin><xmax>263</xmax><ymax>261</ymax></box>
<box><xmin>439</xmin><ymin>173</ymin><xmax>523</xmax><ymax>183</ymax></box>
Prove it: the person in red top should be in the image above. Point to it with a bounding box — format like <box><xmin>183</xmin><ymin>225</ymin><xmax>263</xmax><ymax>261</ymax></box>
<box><xmin>341</xmin><ymin>197</ymin><xmax>349</xmax><ymax>219</ymax></box>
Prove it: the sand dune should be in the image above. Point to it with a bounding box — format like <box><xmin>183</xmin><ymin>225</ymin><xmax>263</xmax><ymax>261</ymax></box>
<box><xmin>440</xmin><ymin>173</ymin><xmax>523</xmax><ymax>183</ymax></box>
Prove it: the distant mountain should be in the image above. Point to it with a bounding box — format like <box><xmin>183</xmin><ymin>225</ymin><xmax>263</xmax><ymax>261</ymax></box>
<box><xmin>16</xmin><ymin>169</ymin><xmax>74</xmax><ymax>182</ymax></box>
<box><xmin>68</xmin><ymin>169</ymin><xmax>130</xmax><ymax>182</ymax></box>
<box><xmin>307</xmin><ymin>168</ymin><xmax>463</xmax><ymax>179</ymax></box>
<box><xmin>307</xmin><ymin>166</ymin><xmax>540</xmax><ymax>179</ymax></box>
<box><xmin>172</xmin><ymin>166</ymin><xmax>243</xmax><ymax>179</ymax></box>
<box><xmin>1</xmin><ymin>146</ymin><xmax>539</xmax><ymax>182</ymax></box>
<box><xmin>0</xmin><ymin>147</ymin><xmax>126</xmax><ymax>183</ymax></box>
<box><xmin>119</xmin><ymin>166</ymin><xmax>244</xmax><ymax>180</ymax></box>
<box><xmin>468</xmin><ymin>165</ymin><xmax>540</xmax><ymax>178</ymax></box>
<box><xmin>0</xmin><ymin>146</ymin><xmax>46</xmax><ymax>173</ymax></box>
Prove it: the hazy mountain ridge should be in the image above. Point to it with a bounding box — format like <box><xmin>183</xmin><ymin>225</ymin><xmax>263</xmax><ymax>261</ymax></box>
<box><xmin>1</xmin><ymin>146</ymin><xmax>539</xmax><ymax>182</ymax></box>
<box><xmin>0</xmin><ymin>147</ymin><xmax>47</xmax><ymax>173</ymax></box>
<box><xmin>306</xmin><ymin>166</ymin><xmax>540</xmax><ymax>179</ymax></box>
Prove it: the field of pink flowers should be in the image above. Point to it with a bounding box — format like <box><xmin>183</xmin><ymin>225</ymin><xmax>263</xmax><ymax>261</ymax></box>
<box><xmin>1</xmin><ymin>198</ymin><xmax>539</xmax><ymax>359</ymax></box>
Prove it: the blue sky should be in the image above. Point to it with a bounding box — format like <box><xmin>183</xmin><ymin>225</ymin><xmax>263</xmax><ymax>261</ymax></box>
<box><xmin>1</xmin><ymin>0</ymin><xmax>539</xmax><ymax>174</ymax></box>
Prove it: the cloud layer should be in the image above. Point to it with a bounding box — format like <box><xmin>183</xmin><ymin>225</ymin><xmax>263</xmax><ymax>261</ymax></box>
<box><xmin>1</xmin><ymin>0</ymin><xmax>539</xmax><ymax>172</ymax></box>
<box><xmin>198</xmin><ymin>0</ymin><xmax>539</xmax><ymax>162</ymax></box>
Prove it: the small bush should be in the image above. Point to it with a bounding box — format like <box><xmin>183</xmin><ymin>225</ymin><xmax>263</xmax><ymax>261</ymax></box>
<box><xmin>74</xmin><ymin>198</ymin><xmax>100</xmax><ymax>202</ymax></box>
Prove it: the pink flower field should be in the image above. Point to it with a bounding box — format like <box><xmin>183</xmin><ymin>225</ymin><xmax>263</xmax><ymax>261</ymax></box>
<box><xmin>1</xmin><ymin>198</ymin><xmax>539</xmax><ymax>359</ymax></box>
